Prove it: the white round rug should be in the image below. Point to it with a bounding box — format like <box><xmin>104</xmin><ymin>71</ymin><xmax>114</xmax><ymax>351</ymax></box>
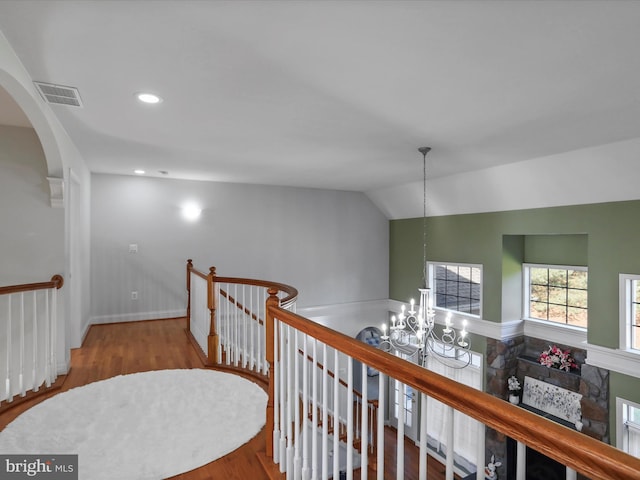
<box><xmin>0</xmin><ymin>369</ymin><xmax>267</xmax><ymax>479</ymax></box>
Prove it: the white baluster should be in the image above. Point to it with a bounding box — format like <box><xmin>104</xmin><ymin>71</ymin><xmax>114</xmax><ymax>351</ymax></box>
<box><xmin>234</xmin><ymin>284</ymin><xmax>239</xmax><ymax>367</ymax></box>
<box><xmin>287</xmin><ymin>325</ymin><xmax>295</xmax><ymax>476</ymax></box>
<box><xmin>360</xmin><ymin>362</ymin><xmax>368</xmax><ymax>480</ymax></box>
<box><xmin>516</xmin><ymin>441</ymin><xmax>526</xmax><ymax>480</ymax></box>
<box><xmin>262</xmin><ymin>288</ymin><xmax>269</xmax><ymax>375</ymax></box>
<box><xmin>445</xmin><ymin>405</ymin><xmax>454</xmax><ymax>480</ymax></box>
<box><xmin>273</xmin><ymin>318</ymin><xmax>280</xmax><ymax>465</ymax></box>
<box><xmin>279</xmin><ymin>321</ymin><xmax>287</xmax><ymax>470</ymax></box>
<box><xmin>397</xmin><ymin>381</ymin><xmax>404</xmax><ymax>480</ymax></box>
<box><xmin>44</xmin><ymin>289</ymin><xmax>51</xmax><ymax>387</ymax></box>
<box><xmin>294</xmin><ymin>330</ymin><xmax>302</xmax><ymax>480</ymax></box>
<box><xmin>5</xmin><ymin>295</ymin><xmax>12</xmax><ymax>402</ymax></box>
<box><xmin>566</xmin><ymin>467</ymin><xmax>577</xmax><ymax>480</ymax></box>
<box><xmin>321</xmin><ymin>342</ymin><xmax>329</xmax><ymax>480</ymax></box>
<box><xmin>476</xmin><ymin>422</ymin><xmax>486</xmax><ymax>480</ymax></box>
<box><xmin>377</xmin><ymin>373</ymin><xmax>385</xmax><ymax>480</ymax></box>
<box><xmin>32</xmin><ymin>292</ymin><xmax>38</xmax><ymax>392</ymax></box>
<box><xmin>346</xmin><ymin>359</ymin><xmax>354</xmax><ymax>480</ymax></box>
<box><xmin>19</xmin><ymin>292</ymin><xmax>24</xmax><ymax>397</ymax></box>
<box><xmin>301</xmin><ymin>333</ymin><xmax>310</xmax><ymax>480</ymax></box>
<box><xmin>311</xmin><ymin>339</ymin><xmax>318</xmax><ymax>480</ymax></box>
<box><xmin>419</xmin><ymin>392</ymin><xmax>428</xmax><ymax>480</ymax></box>
<box><xmin>51</xmin><ymin>286</ymin><xmax>57</xmax><ymax>381</ymax></box>
<box><xmin>333</xmin><ymin>349</ymin><xmax>340</xmax><ymax>480</ymax></box>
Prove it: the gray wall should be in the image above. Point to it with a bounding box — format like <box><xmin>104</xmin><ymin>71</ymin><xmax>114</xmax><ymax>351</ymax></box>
<box><xmin>0</xmin><ymin>125</ymin><xmax>64</xmax><ymax>285</ymax></box>
<box><xmin>90</xmin><ymin>174</ymin><xmax>389</xmax><ymax>322</ymax></box>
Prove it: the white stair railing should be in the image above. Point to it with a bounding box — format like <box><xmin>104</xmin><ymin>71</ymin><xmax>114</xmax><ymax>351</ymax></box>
<box><xmin>186</xmin><ymin>260</ymin><xmax>297</xmax><ymax>372</ymax></box>
<box><xmin>0</xmin><ymin>275</ymin><xmax>63</xmax><ymax>404</ymax></box>
<box><xmin>264</xmin><ymin>291</ymin><xmax>640</xmax><ymax>480</ymax></box>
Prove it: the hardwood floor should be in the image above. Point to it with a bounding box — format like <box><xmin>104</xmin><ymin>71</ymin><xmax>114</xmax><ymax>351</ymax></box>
<box><xmin>0</xmin><ymin>318</ymin><xmax>461</xmax><ymax>480</ymax></box>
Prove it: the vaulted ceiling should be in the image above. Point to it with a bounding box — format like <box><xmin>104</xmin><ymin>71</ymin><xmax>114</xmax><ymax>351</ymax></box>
<box><xmin>1</xmin><ymin>1</ymin><xmax>639</xmax><ymax>192</ymax></box>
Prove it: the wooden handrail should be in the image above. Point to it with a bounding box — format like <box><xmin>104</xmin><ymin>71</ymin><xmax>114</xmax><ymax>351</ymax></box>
<box><xmin>0</xmin><ymin>275</ymin><xmax>64</xmax><ymax>295</ymax></box>
<box><xmin>266</xmin><ymin>297</ymin><xmax>640</xmax><ymax>480</ymax></box>
<box><xmin>186</xmin><ymin>261</ymin><xmax>298</xmax><ymax>308</ymax></box>
<box><xmin>214</xmin><ymin>275</ymin><xmax>298</xmax><ymax>309</ymax></box>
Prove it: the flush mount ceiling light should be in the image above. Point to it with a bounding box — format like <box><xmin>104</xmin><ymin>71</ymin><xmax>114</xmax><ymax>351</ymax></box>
<box><xmin>134</xmin><ymin>169</ymin><xmax>145</xmax><ymax>175</ymax></box>
<box><xmin>135</xmin><ymin>92</ymin><xmax>162</xmax><ymax>104</ymax></box>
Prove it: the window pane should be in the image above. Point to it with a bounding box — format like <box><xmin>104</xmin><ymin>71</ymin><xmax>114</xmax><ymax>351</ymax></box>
<box><xmin>567</xmin><ymin>307</ymin><xmax>588</xmax><ymax>328</ymax></box>
<box><xmin>549</xmin><ymin>286</ymin><xmax>567</xmax><ymax>305</ymax></box>
<box><xmin>446</xmin><ymin>266</ymin><xmax>458</xmax><ymax>280</ymax></box>
<box><xmin>458</xmin><ymin>301</ymin><xmax>472</xmax><ymax>314</ymax></box>
<box><xmin>633</xmin><ymin>325</ymin><xmax>640</xmax><ymax>351</ymax></box>
<box><xmin>567</xmin><ymin>289</ymin><xmax>588</xmax><ymax>308</ymax></box>
<box><xmin>548</xmin><ymin>269</ymin><xmax>567</xmax><ymax>287</ymax></box>
<box><xmin>548</xmin><ymin>304</ymin><xmax>568</xmax><ymax>324</ymax></box>
<box><xmin>531</xmin><ymin>284</ymin><xmax>548</xmax><ymax>302</ymax></box>
<box><xmin>568</xmin><ymin>270</ymin><xmax>588</xmax><ymax>289</ymax></box>
<box><xmin>446</xmin><ymin>280</ymin><xmax>458</xmax><ymax>295</ymax></box>
<box><xmin>445</xmin><ymin>295</ymin><xmax>457</xmax><ymax>309</ymax></box>
<box><xmin>471</xmin><ymin>284</ymin><xmax>481</xmax><ymax>300</ymax></box>
<box><xmin>435</xmin><ymin>266</ymin><xmax>447</xmax><ymax>281</ymax></box>
<box><xmin>471</xmin><ymin>269</ymin><xmax>481</xmax><ymax>284</ymax></box>
<box><xmin>530</xmin><ymin>268</ymin><xmax>549</xmax><ymax>285</ymax></box>
<box><xmin>530</xmin><ymin>301</ymin><xmax>548</xmax><ymax>320</ymax></box>
<box><xmin>458</xmin><ymin>266</ymin><xmax>471</xmax><ymax>281</ymax></box>
<box><xmin>458</xmin><ymin>283</ymin><xmax>471</xmax><ymax>298</ymax></box>
<box><xmin>629</xmin><ymin>428</ymin><xmax>640</xmax><ymax>458</ymax></box>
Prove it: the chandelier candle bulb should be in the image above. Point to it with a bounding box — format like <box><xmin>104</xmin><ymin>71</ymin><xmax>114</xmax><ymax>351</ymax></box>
<box><xmin>381</xmin><ymin>324</ymin><xmax>388</xmax><ymax>339</ymax></box>
<box><xmin>444</xmin><ymin>315</ymin><xmax>452</xmax><ymax>333</ymax></box>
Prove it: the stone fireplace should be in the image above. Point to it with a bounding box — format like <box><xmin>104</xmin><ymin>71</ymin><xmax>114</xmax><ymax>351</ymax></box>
<box><xmin>485</xmin><ymin>336</ymin><xmax>609</xmax><ymax>479</ymax></box>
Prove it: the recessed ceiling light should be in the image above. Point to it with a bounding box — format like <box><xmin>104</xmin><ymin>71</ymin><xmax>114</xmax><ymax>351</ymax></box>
<box><xmin>134</xmin><ymin>169</ymin><xmax>145</xmax><ymax>175</ymax></box>
<box><xmin>135</xmin><ymin>92</ymin><xmax>162</xmax><ymax>104</ymax></box>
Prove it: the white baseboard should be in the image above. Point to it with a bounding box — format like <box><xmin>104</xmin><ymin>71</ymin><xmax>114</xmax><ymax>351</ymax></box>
<box><xmin>89</xmin><ymin>309</ymin><xmax>186</xmax><ymax>325</ymax></box>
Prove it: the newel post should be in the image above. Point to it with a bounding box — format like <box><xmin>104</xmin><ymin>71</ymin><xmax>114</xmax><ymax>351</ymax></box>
<box><xmin>265</xmin><ymin>287</ymin><xmax>280</xmax><ymax>458</ymax></box>
<box><xmin>186</xmin><ymin>260</ymin><xmax>193</xmax><ymax>331</ymax></box>
<box><xmin>207</xmin><ymin>266</ymin><xmax>219</xmax><ymax>365</ymax></box>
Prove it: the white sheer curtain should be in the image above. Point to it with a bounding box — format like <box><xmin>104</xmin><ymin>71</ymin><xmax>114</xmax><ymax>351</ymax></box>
<box><xmin>424</xmin><ymin>354</ymin><xmax>482</xmax><ymax>469</ymax></box>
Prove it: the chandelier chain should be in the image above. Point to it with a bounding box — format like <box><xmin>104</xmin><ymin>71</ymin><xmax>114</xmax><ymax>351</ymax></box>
<box><xmin>378</xmin><ymin>146</ymin><xmax>472</xmax><ymax>370</ymax></box>
<box><xmin>422</xmin><ymin>149</ymin><xmax>427</xmax><ymax>289</ymax></box>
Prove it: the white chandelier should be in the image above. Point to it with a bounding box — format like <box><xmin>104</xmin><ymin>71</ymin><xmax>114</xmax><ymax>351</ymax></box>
<box><xmin>380</xmin><ymin>147</ymin><xmax>472</xmax><ymax>368</ymax></box>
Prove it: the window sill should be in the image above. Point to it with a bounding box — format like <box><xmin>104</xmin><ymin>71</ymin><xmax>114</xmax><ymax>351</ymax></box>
<box><xmin>522</xmin><ymin>318</ymin><xmax>587</xmax><ymax>349</ymax></box>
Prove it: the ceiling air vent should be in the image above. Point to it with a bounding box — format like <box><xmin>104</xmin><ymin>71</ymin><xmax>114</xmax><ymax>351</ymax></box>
<box><xmin>34</xmin><ymin>81</ymin><xmax>83</xmax><ymax>107</ymax></box>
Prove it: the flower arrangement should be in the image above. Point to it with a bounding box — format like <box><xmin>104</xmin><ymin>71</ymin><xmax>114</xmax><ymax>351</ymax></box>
<box><xmin>538</xmin><ymin>345</ymin><xmax>577</xmax><ymax>372</ymax></box>
<box><xmin>507</xmin><ymin>375</ymin><xmax>521</xmax><ymax>392</ymax></box>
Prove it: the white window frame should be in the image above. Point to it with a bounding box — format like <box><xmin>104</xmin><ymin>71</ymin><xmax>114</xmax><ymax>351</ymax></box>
<box><xmin>522</xmin><ymin>263</ymin><xmax>588</xmax><ymax>330</ymax></box>
<box><xmin>616</xmin><ymin>396</ymin><xmax>640</xmax><ymax>458</ymax></box>
<box><xmin>619</xmin><ymin>274</ymin><xmax>640</xmax><ymax>354</ymax></box>
<box><xmin>428</xmin><ymin>262</ymin><xmax>483</xmax><ymax>319</ymax></box>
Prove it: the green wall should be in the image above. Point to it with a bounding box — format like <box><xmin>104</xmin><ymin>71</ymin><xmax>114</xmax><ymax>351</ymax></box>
<box><xmin>390</xmin><ymin>199</ymin><xmax>640</xmax><ymax>348</ymax></box>
<box><xmin>390</xmin><ymin>199</ymin><xmax>640</xmax><ymax>446</ymax></box>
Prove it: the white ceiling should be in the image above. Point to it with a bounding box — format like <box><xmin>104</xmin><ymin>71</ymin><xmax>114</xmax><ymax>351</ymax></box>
<box><xmin>1</xmin><ymin>0</ymin><xmax>639</xmax><ymax>192</ymax></box>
